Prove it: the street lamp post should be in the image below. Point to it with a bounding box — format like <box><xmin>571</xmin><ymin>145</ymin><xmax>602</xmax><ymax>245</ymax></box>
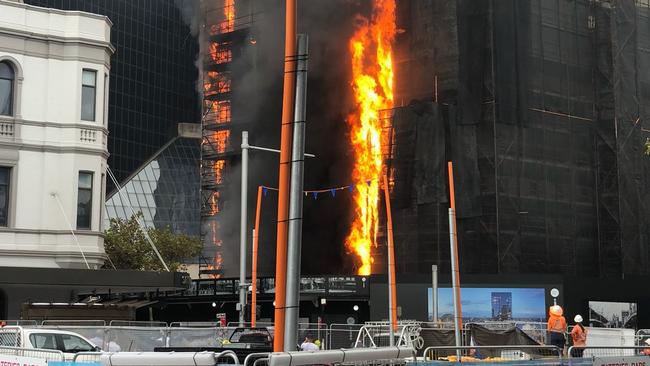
<box><xmin>238</xmin><ymin>131</ymin><xmax>315</xmax><ymax>329</ymax></box>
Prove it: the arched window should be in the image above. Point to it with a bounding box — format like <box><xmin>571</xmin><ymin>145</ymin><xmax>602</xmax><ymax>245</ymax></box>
<box><xmin>0</xmin><ymin>62</ymin><xmax>14</xmax><ymax>116</ymax></box>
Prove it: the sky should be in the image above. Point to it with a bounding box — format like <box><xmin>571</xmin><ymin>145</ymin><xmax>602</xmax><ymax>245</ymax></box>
<box><xmin>428</xmin><ymin>287</ymin><xmax>546</xmax><ymax>320</ymax></box>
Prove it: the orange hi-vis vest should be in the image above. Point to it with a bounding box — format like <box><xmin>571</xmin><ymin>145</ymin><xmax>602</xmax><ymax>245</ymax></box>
<box><xmin>548</xmin><ymin>315</ymin><xmax>567</xmax><ymax>333</ymax></box>
<box><xmin>570</xmin><ymin>325</ymin><xmax>587</xmax><ymax>346</ymax></box>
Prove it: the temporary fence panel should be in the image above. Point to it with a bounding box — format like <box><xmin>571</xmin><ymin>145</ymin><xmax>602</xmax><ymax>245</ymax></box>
<box><xmin>227</xmin><ymin>322</ymin><xmax>274</xmax><ymax>328</ymax></box>
<box><xmin>584</xmin><ymin>328</ymin><xmax>636</xmax><ymax>357</ymax></box>
<box><xmin>73</xmin><ymin>351</ymin><xmax>104</xmax><ymax>363</ymax></box>
<box><xmin>0</xmin><ymin>320</ymin><xmax>38</xmax><ymax>327</ymax></box>
<box><xmin>42</xmin><ymin>320</ymin><xmax>106</xmax><ymax>327</ymax></box>
<box><xmin>328</xmin><ymin>324</ymin><xmax>363</xmax><ymax>350</ymax></box>
<box><xmin>167</xmin><ymin>327</ymin><xmax>221</xmax><ymax>347</ymax></box>
<box><xmin>0</xmin><ymin>346</ymin><xmax>64</xmax><ymax>362</ymax></box>
<box><xmin>108</xmin><ymin>320</ymin><xmax>167</xmax><ymax>327</ymax></box>
<box><xmin>105</xmin><ymin>327</ymin><xmax>168</xmax><ymax>352</ymax></box>
<box><xmin>423</xmin><ymin>345</ymin><xmax>562</xmax><ymax>362</ymax></box>
<box><xmin>569</xmin><ymin>346</ymin><xmax>650</xmax><ymax>360</ymax></box>
<box><xmin>40</xmin><ymin>326</ymin><xmax>109</xmax><ymax>350</ymax></box>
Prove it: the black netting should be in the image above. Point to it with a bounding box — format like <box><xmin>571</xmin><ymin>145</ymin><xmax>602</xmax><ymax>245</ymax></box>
<box><xmin>389</xmin><ymin>0</ymin><xmax>650</xmax><ymax>277</ymax></box>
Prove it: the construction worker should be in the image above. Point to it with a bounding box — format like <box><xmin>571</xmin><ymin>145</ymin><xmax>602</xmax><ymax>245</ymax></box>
<box><xmin>570</xmin><ymin>315</ymin><xmax>587</xmax><ymax>357</ymax></box>
<box><xmin>547</xmin><ymin>305</ymin><xmax>567</xmax><ymax>352</ymax></box>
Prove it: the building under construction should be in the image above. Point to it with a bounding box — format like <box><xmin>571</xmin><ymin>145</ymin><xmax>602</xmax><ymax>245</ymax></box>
<box><xmin>374</xmin><ymin>0</ymin><xmax>650</xmax><ymax>320</ymax></box>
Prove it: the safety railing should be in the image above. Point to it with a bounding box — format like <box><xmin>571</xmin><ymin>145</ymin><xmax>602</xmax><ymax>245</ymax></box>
<box><xmin>267</xmin><ymin>346</ymin><xmax>415</xmax><ymax>366</ymax></box>
<box><xmin>353</xmin><ymin>323</ymin><xmax>421</xmax><ymax>349</ymax></box>
<box><xmin>73</xmin><ymin>351</ymin><xmax>104</xmax><ymax>363</ymax></box>
<box><xmin>0</xmin><ymin>320</ymin><xmax>38</xmax><ymax>327</ymax></box>
<box><xmin>567</xmin><ymin>346</ymin><xmax>650</xmax><ymax>360</ymax></box>
<box><xmin>42</xmin><ymin>319</ymin><xmax>106</xmax><ymax>326</ymax></box>
<box><xmin>328</xmin><ymin>324</ymin><xmax>363</xmax><ymax>350</ymax></box>
<box><xmin>0</xmin><ymin>346</ymin><xmax>65</xmax><ymax>362</ymax></box>
<box><xmin>109</xmin><ymin>320</ymin><xmax>167</xmax><ymax>327</ymax></box>
<box><xmin>243</xmin><ymin>352</ymin><xmax>270</xmax><ymax>366</ymax></box>
<box><xmin>423</xmin><ymin>345</ymin><xmax>562</xmax><ymax>363</ymax></box>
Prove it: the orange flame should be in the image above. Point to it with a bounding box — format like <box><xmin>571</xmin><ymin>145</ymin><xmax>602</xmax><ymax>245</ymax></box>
<box><xmin>222</xmin><ymin>0</ymin><xmax>235</xmax><ymax>33</ymax></box>
<box><xmin>203</xmin><ymin>0</ymin><xmax>235</xmax><ymax>278</ymax></box>
<box><xmin>346</xmin><ymin>0</ymin><xmax>396</xmax><ymax>275</ymax></box>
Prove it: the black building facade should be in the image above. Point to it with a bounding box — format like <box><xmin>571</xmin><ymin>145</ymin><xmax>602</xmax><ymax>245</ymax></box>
<box><xmin>388</xmin><ymin>0</ymin><xmax>650</xmax><ymax>279</ymax></box>
<box><xmin>25</xmin><ymin>0</ymin><xmax>200</xmax><ymax>190</ymax></box>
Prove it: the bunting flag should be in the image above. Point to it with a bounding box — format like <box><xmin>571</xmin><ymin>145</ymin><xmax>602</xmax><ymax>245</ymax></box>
<box><xmin>258</xmin><ymin>178</ymin><xmax>380</xmax><ymax>200</ymax></box>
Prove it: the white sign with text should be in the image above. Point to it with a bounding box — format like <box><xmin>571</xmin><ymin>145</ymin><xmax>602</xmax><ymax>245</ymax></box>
<box><xmin>0</xmin><ymin>354</ymin><xmax>48</xmax><ymax>366</ymax></box>
<box><xmin>594</xmin><ymin>356</ymin><xmax>650</xmax><ymax>366</ymax></box>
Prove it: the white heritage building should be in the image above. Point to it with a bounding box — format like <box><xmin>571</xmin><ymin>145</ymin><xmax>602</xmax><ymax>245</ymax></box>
<box><xmin>0</xmin><ymin>0</ymin><xmax>113</xmax><ymax>268</ymax></box>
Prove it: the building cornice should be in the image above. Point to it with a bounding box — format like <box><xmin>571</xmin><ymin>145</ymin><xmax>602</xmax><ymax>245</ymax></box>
<box><xmin>0</xmin><ymin>140</ymin><xmax>109</xmax><ymax>158</ymax></box>
<box><xmin>0</xmin><ymin>26</ymin><xmax>115</xmax><ymax>59</ymax></box>
<box><xmin>9</xmin><ymin>117</ymin><xmax>109</xmax><ymax>134</ymax></box>
<box><xmin>0</xmin><ymin>227</ymin><xmax>105</xmax><ymax>237</ymax></box>
<box><xmin>0</xmin><ymin>0</ymin><xmax>113</xmax><ymax>27</ymax></box>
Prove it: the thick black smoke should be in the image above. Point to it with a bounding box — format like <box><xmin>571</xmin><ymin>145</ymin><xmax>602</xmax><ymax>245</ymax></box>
<box><xmin>175</xmin><ymin>0</ymin><xmax>371</xmax><ymax>276</ymax></box>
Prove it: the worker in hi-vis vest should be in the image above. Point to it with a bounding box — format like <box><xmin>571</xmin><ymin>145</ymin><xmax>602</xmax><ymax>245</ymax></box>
<box><xmin>547</xmin><ymin>305</ymin><xmax>567</xmax><ymax>352</ymax></box>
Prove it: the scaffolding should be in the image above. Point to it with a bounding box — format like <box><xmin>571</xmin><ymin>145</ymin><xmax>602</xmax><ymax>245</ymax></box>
<box><xmin>387</xmin><ymin>0</ymin><xmax>650</xmax><ymax>277</ymax></box>
<box><xmin>199</xmin><ymin>0</ymin><xmax>254</xmax><ymax>278</ymax></box>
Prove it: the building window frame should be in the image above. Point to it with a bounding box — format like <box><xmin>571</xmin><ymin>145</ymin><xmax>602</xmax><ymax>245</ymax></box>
<box><xmin>0</xmin><ymin>61</ymin><xmax>15</xmax><ymax>117</ymax></box>
<box><xmin>81</xmin><ymin>69</ymin><xmax>97</xmax><ymax>121</ymax></box>
<box><xmin>77</xmin><ymin>171</ymin><xmax>93</xmax><ymax>230</ymax></box>
<box><xmin>0</xmin><ymin>166</ymin><xmax>11</xmax><ymax>227</ymax></box>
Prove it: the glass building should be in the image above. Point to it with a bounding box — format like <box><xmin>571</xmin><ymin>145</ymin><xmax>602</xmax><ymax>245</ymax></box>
<box><xmin>104</xmin><ymin>126</ymin><xmax>201</xmax><ymax>238</ymax></box>
<box><xmin>491</xmin><ymin>292</ymin><xmax>513</xmax><ymax>321</ymax></box>
<box><xmin>25</xmin><ymin>0</ymin><xmax>200</xmax><ymax>191</ymax></box>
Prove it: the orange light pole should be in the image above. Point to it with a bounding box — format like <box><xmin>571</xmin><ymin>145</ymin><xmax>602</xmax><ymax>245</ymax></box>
<box><xmin>447</xmin><ymin>162</ymin><xmax>463</xmax><ymax>350</ymax></box>
<box><xmin>382</xmin><ymin>174</ymin><xmax>398</xmax><ymax>338</ymax></box>
<box><xmin>251</xmin><ymin>186</ymin><xmax>263</xmax><ymax>327</ymax></box>
<box><xmin>273</xmin><ymin>0</ymin><xmax>297</xmax><ymax>352</ymax></box>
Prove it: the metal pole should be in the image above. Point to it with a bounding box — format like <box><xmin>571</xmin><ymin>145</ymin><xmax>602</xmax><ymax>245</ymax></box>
<box><xmin>251</xmin><ymin>185</ymin><xmax>263</xmax><ymax>328</ymax></box>
<box><xmin>448</xmin><ymin>208</ymin><xmax>461</xmax><ymax>348</ymax></box>
<box><xmin>239</xmin><ymin>131</ymin><xmax>250</xmax><ymax>327</ymax></box>
<box><xmin>447</xmin><ymin>162</ymin><xmax>462</xmax><ymax>354</ymax></box>
<box><xmin>284</xmin><ymin>34</ymin><xmax>308</xmax><ymax>351</ymax></box>
<box><xmin>383</xmin><ymin>174</ymin><xmax>397</xmax><ymax>346</ymax></box>
<box><xmin>432</xmin><ymin>265</ymin><xmax>438</xmax><ymax>322</ymax></box>
<box><xmin>273</xmin><ymin>0</ymin><xmax>297</xmax><ymax>351</ymax></box>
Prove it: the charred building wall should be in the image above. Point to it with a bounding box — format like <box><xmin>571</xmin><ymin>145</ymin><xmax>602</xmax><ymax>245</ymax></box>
<box><xmin>390</xmin><ymin>0</ymin><xmax>650</xmax><ymax>278</ymax></box>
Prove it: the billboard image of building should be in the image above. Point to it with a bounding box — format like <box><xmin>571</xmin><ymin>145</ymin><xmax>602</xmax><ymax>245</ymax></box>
<box><xmin>429</xmin><ymin>287</ymin><xmax>545</xmax><ymax>322</ymax></box>
<box><xmin>491</xmin><ymin>292</ymin><xmax>513</xmax><ymax>321</ymax></box>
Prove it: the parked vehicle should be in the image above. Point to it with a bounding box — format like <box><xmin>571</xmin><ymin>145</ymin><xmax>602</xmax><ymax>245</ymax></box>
<box><xmin>0</xmin><ymin>326</ymin><xmax>100</xmax><ymax>360</ymax></box>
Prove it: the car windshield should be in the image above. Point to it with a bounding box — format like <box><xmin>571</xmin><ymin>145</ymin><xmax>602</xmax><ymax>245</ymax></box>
<box><xmin>60</xmin><ymin>334</ymin><xmax>95</xmax><ymax>353</ymax></box>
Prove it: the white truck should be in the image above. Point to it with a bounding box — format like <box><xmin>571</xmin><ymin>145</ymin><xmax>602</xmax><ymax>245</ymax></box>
<box><xmin>0</xmin><ymin>326</ymin><xmax>100</xmax><ymax>360</ymax></box>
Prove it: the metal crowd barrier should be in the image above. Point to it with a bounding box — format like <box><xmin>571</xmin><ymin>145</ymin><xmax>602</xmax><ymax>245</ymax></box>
<box><xmin>567</xmin><ymin>345</ymin><xmax>650</xmax><ymax>361</ymax></box>
<box><xmin>423</xmin><ymin>345</ymin><xmax>562</xmax><ymax>363</ymax></box>
<box><xmin>98</xmin><ymin>350</ymin><xmax>240</xmax><ymax>366</ymax></box>
<box><xmin>267</xmin><ymin>346</ymin><xmax>415</xmax><ymax>366</ymax></box>
<box><xmin>0</xmin><ymin>346</ymin><xmax>65</xmax><ymax>362</ymax></box>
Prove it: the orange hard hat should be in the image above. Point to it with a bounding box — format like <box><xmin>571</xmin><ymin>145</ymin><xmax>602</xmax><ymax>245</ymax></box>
<box><xmin>549</xmin><ymin>305</ymin><xmax>563</xmax><ymax>316</ymax></box>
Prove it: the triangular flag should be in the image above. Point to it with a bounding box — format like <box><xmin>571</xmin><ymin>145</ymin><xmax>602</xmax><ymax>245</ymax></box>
<box><xmin>330</xmin><ymin>189</ymin><xmax>336</xmax><ymax>197</ymax></box>
<box><xmin>366</xmin><ymin>180</ymin><xmax>372</xmax><ymax>186</ymax></box>
<box><xmin>348</xmin><ymin>185</ymin><xmax>354</xmax><ymax>193</ymax></box>
<box><xmin>312</xmin><ymin>192</ymin><xmax>318</xmax><ymax>199</ymax></box>
<box><xmin>263</xmin><ymin>187</ymin><xmax>268</xmax><ymax>196</ymax></box>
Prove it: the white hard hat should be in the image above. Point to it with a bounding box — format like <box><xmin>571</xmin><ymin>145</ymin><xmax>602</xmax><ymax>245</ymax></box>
<box><xmin>646</xmin><ymin>338</ymin><xmax>650</xmax><ymax>346</ymax></box>
<box><xmin>574</xmin><ymin>315</ymin><xmax>583</xmax><ymax>323</ymax></box>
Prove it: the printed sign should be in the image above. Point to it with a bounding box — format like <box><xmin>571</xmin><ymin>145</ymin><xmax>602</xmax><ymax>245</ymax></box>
<box><xmin>0</xmin><ymin>354</ymin><xmax>47</xmax><ymax>366</ymax></box>
<box><xmin>594</xmin><ymin>356</ymin><xmax>649</xmax><ymax>366</ymax></box>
